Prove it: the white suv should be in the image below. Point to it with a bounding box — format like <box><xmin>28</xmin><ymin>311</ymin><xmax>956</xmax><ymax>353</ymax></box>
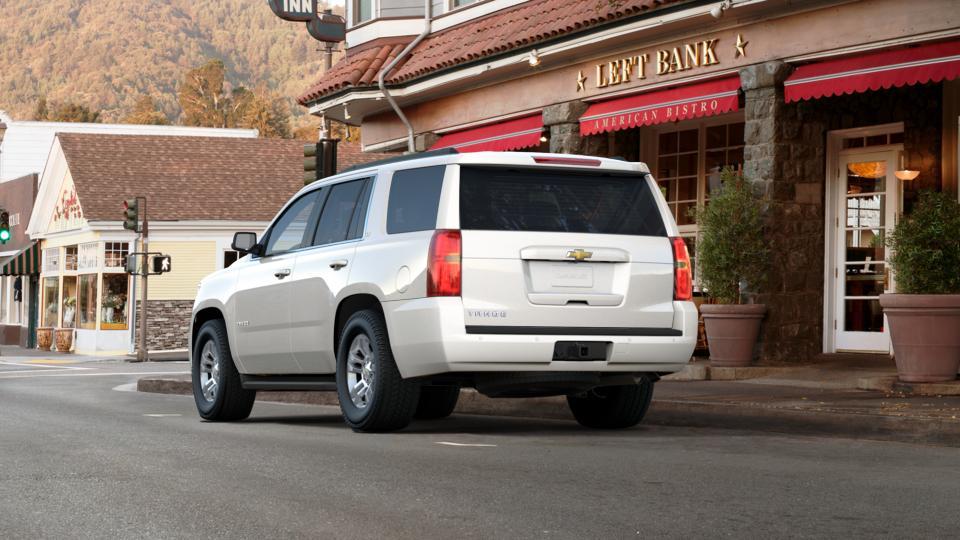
<box><xmin>189</xmin><ymin>151</ymin><xmax>696</xmax><ymax>432</ymax></box>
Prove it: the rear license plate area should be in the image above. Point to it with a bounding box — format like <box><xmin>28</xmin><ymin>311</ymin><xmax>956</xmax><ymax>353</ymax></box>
<box><xmin>550</xmin><ymin>264</ymin><xmax>594</xmax><ymax>288</ymax></box>
<box><xmin>552</xmin><ymin>341</ymin><xmax>609</xmax><ymax>361</ymax></box>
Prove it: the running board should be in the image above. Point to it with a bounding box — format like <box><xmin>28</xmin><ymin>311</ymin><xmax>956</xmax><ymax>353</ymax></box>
<box><xmin>240</xmin><ymin>375</ymin><xmax>337</xmax><ymax>392</ymax></box>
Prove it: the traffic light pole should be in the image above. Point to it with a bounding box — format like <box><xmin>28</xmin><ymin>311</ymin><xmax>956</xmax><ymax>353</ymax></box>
<box><xmin>137</xmin><ymin>197</ymin><xmax>149</xmax><ymax>363</ymax></box>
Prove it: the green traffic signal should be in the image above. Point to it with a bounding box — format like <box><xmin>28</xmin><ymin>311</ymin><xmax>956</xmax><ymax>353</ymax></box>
<box><xmin>0</xmin><ymin>211</ymin><xmax>9</xmax><ymax>244</ymax></box>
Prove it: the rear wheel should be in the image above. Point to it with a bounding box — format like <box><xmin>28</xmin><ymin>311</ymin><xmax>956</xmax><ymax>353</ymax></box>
<box><xmin>566</xmin><ymin>377</ymin><xmax>654</xmax><ymax>429</ymax></box>
<box><xmin>415</xmin><ymin>386</ymin><xmax>460</xmax><ymax>419</ymax></box>
<box><xmin>192</xmin><ymin>319</ymin><xmax>255</xmax><ymax>421</ymax></box>
<box><xmin>336</xmin><ymin>309</ymin><xmax>420</xmax><ymax>432</ymax></box>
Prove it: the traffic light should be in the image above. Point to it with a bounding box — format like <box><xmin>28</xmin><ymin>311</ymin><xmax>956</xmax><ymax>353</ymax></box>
<box><xmin>303</xmin><ymin>139</ymin><xmax>338</xmax><ymax>184</ymax></box>
<box><xmin>123</xmin><ymin>198</ymin><xmax>139</xmax><ymax>231</ymax></box>
<box><xmin>0</xmin><ymin>211</ymin><xmax>9</xmax><ymax>244</ymax></box>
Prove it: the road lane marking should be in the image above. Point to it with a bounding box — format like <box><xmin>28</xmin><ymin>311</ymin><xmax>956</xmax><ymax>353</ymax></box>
<box><xmin>435</xmin><ymin>441</ymin><xmax>497</xmax><ymax>448</ymax></box>
<box><xmin>20</xmin><ymin>359</ymin><xmax>78</xmax><ymax>364</ymax></box>
<box><xmin>0</xmin><ymin>371</ymin><xmax>189</xmax><ymax>380</ymax></box>
<box><xmin>143</xmin><ymin>414</ymin><xmax>182</xmax><ymax>418</ymax></box>
<box><xmin>0</xmin><ymin>360</ymin><xmax>88</xmax><ymax>370</ymax></box>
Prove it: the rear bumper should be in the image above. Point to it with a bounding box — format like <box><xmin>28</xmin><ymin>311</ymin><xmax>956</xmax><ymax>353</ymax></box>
<box><xmin>383</xmin><ymin>297</ymin><xmax>697</xmax><ymax>378</ymax></box>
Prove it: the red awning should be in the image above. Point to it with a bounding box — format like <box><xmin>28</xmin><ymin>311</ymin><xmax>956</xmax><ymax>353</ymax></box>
<box><xmin>431</xmin><ymin>115</ymin><xmax>543</xmax><ymax>152</ymax></box>
<box><xmin>785</xmin><ymin>40</ymin><xmax>960</xmax><ymax>103</ymax></box>
<box><xmin>579</xmin><ymin>77</ymin><xmax>740</xmax><ymax>136</ymax></box>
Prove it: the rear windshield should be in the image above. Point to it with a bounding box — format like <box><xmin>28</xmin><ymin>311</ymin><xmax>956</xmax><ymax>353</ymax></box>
<box><xmin>459</xmin><ymin>166</ymin><xmax>667</xmax><ymax>236</ymax></box>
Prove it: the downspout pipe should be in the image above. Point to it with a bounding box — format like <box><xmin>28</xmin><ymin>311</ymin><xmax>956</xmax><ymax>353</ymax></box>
<box><xmin>378</xmin><ymin>0</ymin><xmax>432</xmax><ymax>153</ymax></box>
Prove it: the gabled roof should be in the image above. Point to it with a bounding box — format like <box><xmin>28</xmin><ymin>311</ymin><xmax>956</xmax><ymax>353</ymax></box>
<box><xmin>299</xmin><ymin>0</ymin><xmax>684</xmax><ymax>105</ymax></box>
<box><xmin>56</xmin><ymin>133</ymin><xmax>305</xmax><ymax>222</ymax></box>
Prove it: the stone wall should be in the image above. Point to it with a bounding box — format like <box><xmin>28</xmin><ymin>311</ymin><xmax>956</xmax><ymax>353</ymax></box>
<box><xmin>133</xmin><ymin>299</ymin><xmax>193</xmax><ymax>351</ymax></box>
<box><xmin>742</xmin><ymin>61</ymin><xmax>943</xmax><ymax>362</ymax></box>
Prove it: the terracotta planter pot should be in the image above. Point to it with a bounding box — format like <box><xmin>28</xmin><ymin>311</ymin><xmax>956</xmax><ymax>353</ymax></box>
<box><xmin>879</xmin><ymin>294</ymin><xmax>960</xmax><ymax>383</ymax></box>
<box><xmin>700</xmin><ymin>304</ymin><xmax>766</xmax><ymax>367</ymax></box>
<box><xmin>37</xmin><ymin>327</ymin><xmax>54</xmax><ymax>351</ymax></box>
<box><xmin>55</xmin><ymin>328</ymin><xmax>74</xmax><ymax>353</ymax></box>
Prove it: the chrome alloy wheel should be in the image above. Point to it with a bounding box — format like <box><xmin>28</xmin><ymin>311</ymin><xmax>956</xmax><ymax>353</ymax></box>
<box><xmin>199</xmin><ymin>340</ymin><xmax>221</xmax><ymax>403</ymax></box>
<box><xmin>346</xmin><ymin>334</ymin><xmax>376</xmax><ymax>409</ymax></box>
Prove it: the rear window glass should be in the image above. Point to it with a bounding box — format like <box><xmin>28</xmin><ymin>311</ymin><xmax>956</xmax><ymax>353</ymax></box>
<box><xmin>387</xmin><ymin>166</ymin><xmax>445</xmax><ymax>234</ymax></box>
<box><xmin>459</xmin><ymin>167</ymin><xmax>668</xmax><ymax>236</ymax></box>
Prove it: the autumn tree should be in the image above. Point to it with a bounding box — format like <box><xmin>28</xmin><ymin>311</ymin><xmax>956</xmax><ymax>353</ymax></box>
<box><xmin>178</xmin><ymin>59</ymin><xmax>231</xmax><ymax>127</ymax></box>
<box><xmin>122</xmin><ymin>96</ymin><xmax>170</xmax><ymax>125</ymax></box>
<box><xmin>33</xmin><ymin>98</ymin><xmax>102</xmax><ymax>123</ymax></box>
<box><xmin>236</xmin><ymin>85</ymin><xmax>291</xmax><ymax>138</ymax></box>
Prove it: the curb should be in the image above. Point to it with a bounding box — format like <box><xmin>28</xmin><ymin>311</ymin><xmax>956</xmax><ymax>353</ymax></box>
<box><xmin>857</xmin><ymin>375</ymin><xmax>960</xmax><ymax>396</ymax></box>
<box><xmin>136</xmin><ymin>377</ymin><xmax>960</xmax><ymax>446</ymax></box>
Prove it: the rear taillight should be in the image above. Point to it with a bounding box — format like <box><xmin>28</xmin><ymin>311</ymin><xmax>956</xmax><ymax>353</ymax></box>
<box><xmin>671</xmin><ymin>237</ymin><xmax>693</xmax><ymax>301</ymax></box>
<box><xmin>427</xmin><ymin>229</ymin><xmax>461</xmax><ymax>297</ymax></box>
<box><xmin>532</xmin><ymin>156</ymin><xmax>601</xmax><ymax>167</ymax></box>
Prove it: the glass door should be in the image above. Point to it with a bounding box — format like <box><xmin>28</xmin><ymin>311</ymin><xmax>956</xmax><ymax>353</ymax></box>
<box><xmin>834</xmin><ymin>150</ymin><xmax>898</xmax><ymax>352</ymax></box>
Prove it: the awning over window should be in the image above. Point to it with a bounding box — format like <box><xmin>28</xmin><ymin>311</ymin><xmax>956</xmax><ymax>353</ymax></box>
<box><xmin>579</xmin><ymin>77</ymin><xmax>741</xmax><ymax>136</ymax></box>
<box><xmin>430</xmin><ymin>115</ymin><xmax>544</xmax><ymax>152</ymax></box>
<box><xmin>785</xmin><ymin>40</ymin><xmax>960</xmax><ymax>103</ymax></box>
<box><xmin>1</xmin><ymin>243</ymin><xmax>40</xmax><ymax>276</ymax></box>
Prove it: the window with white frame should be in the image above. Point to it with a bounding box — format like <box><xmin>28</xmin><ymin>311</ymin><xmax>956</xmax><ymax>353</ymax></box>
<box><xmin>79</xmin><ymin>242</ymin><xmax>100</xmax><ymax>272</ymax></box>
<box><xmin>651</xmin><ymin>117</ymin><xmax>745</xmax><ymax>290</ymax></box>
<box><xmin>43</xmin><ymin>248</ymin><xmax>59</xmax><ymax>273</ymax></box>
<box><xmin>104</xmin><ymin>242</ymin><xmax>129</xmax><ymax>269</ymax></box>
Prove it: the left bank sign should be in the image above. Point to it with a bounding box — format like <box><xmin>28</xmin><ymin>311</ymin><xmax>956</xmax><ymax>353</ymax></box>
<box><xmin>267</xmin><ymin>0</ymin><xmax>316</xmax><ymax>22</ymax></box>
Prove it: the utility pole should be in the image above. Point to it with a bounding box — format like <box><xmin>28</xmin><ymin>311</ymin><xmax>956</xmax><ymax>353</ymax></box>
<box><xmin>138</xmin><ymin>197</ymin><xmax>148</xmax><ymax>363</ymax></box>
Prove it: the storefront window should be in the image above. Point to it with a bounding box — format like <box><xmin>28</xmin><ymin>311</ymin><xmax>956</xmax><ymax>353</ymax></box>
<box><xmin>79</xmin><ymin>242</ymin><xmax>100</xmax><ymax>271</ymax></box>
<box><xmin>62</xmin><ymin>276</ymin><xmax>78</xmax><ymax>328</ymax></box>
<box><xmin>78</xmin><ymin>274</ymin><xmax>98</xmax><ymax>330</ymax></box>
<box><xmin>100</xmin><ymin>274</ymin><xmax>129</xmax><ymax>330</ymax></box>
<box><xmin>104</xmin><ymin>242</ymin><xmax>129</xmax><ymax>268</ymax></box>
<box><xmin>657</xmin><ymin>128</ymin><xmax>700</xmax><ymax>226</ymax></box>
<box><xmin>42</xmin><ymin>277</ymin><xmax>59</xmax><ymax>327</ymax></box>
<box><xmin>64</xmin><ymin>246</ymin><xmax>78</xmax><ymax>271</ymax></box>
<box><xmin>43</xmin><ymin>248</ymin><xmax>59</xmax><ymax>274</ymax></box>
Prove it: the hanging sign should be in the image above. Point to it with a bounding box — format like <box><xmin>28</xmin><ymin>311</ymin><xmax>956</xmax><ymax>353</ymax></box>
<box><xmin>267</xmin><ymin>0</ymin><xmax>317</xmax><ymax>22</ymax></box>
<box><xmin>307</xmin><ymin>12</ymin><xmax>346</xmax><ymax>43</ymax></box>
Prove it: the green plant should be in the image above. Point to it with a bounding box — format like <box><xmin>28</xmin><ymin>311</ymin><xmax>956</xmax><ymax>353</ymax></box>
<box><xmin>887</xmin><ymin>190</ymin><xmax>960</xmax><ymax>294</ymax></box>
<box><xmin>693</xmin><ymin>168</ymin><xmax>769</xmax><ymax>304</ymax></box>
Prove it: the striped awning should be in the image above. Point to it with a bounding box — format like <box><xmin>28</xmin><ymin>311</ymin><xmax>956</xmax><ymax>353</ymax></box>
<box><xmin>785</xmin><ymin>40</ymin><xmax>960</xmax><ymax>103</ymax></box>
<box><xmin>430</xmin><ymin>115</ymin><xmax>544</xmax><ymax>152</ymax></box>
<box><xmin>1</xmin><ymin>242</ymin><xmax>40</xmax><ymax>276</ymax></box>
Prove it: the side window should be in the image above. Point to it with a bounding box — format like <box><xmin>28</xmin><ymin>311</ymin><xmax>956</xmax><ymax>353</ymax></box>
<box><xmin>264</xmin><ymin>191</ymin><xmax>321</xmax><ymax>256</ymax></box>
<box><xmin>387</xmin><ymin>166</ymin><xmax>445</xmax><ymax>234</ymax></box>
<box><xmin>313</xmin><ymin>179</ymin><xmax>367</xmax><ymax>246</ymax></box>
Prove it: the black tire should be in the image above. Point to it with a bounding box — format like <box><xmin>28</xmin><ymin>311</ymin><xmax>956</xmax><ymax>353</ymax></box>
<box><xmin>566</xmin><ymin>377</ymin><xmax>654</xmax><ymax>429</ymax></box>
<box><xmin>414</xmin><ymin>386</ymin><xmax>460</xmax><ymax>420</ymax></box>
<box><xmin>336</xmin><ymin>309</ymin><xmax>420</xmax><ymax>432</ymax></box>
<box><xmin>192</xmin><ymin>319</ymin><xmax>256</xmax><ymax>421</ymax></box>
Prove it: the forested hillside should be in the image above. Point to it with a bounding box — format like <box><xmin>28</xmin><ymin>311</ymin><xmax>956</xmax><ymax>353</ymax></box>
<box><xmin>0</xmin><ymin>0</ymin><xmax>337</xmax><ymax>123</ymax></box>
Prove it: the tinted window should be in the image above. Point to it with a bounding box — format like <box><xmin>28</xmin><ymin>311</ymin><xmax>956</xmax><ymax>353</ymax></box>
<box><xmin>459</xmin><ymin>167</ymin><xmax>667</xmax><ymax>237</ymax></box>
<box><xmin>314</xmin><ymin>180</ymin><xmax>366</xmax><ymax>246</ymax></box>
<box><xmin>264</xmin><ymin>191</ymin><xmax>321</xmax><ymax>256</ymax></box>
<box><xmin>387</xmin><ymin>166</ymin><xmax>445</xmax><ymax>234</ymax></box>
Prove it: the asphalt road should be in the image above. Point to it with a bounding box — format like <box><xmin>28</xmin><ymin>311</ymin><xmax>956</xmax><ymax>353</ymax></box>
<box><xmin>1</xmin><ymin>359</ymin><xmax>959</xmax><ymax>539</ymax></box>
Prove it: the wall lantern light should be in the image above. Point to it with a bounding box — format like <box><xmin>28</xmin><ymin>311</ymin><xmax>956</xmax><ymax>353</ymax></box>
<box><xmin>527</xmin><ymin>49</ymin><xmax>542</xmax><ymax>68</ymax></box>
<box><xmin>895</xmin><ymin>150</ymin><xmax>919</xmax><ymax>181</ymax></box>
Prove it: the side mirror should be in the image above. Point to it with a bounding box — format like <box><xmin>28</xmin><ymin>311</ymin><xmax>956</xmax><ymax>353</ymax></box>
<box><xmin>232</xmin><ymin>232</ymin><xmax>260</xmax><ymax>256</ymax></box>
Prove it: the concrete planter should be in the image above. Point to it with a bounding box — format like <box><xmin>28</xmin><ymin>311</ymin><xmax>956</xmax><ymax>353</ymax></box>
<box><xmin>879</xmin><ymin>294</ymin><xmax>960</xmax><ymax>383</ymax></box>
<box><xmin>700</xmin><ymin>304</ymin><xmax>766</xmax><ymax>367</ymax></box>
<box><xmin>55</xmin><ymin>328</ymin><xmax>74</xmax><ymax>353</ymax></box>
<box><xmin>36</xmin><ymin>327</ymin><xmax>54</xmax><ymax>351</ymax></box>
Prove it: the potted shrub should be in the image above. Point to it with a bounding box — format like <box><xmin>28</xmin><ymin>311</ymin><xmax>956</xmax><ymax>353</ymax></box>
<box><xmin>695</xmin><ymin>168</ymin><xmax>769</xmax><ymax>367</ymax></box>
<box><xmin>880</xmin><ymin>191</ymin><xmax>960</xmax><ymax>383</ymax></box>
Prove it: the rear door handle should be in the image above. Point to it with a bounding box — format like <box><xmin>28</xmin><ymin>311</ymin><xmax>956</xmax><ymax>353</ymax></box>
<box><xmin>274</xmin><ymin>268</ymin><xmax>291</xmax><ymax>279</ymax></box>
<box><xmin>329</xmin><ymin>259</ymin><xmax>349</xmax><ymax>270</ymax></box>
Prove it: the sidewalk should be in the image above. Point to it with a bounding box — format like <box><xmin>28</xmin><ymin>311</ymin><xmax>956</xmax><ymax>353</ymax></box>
<box><xmin>136</xmin><ymin>357</ymin><xmax>960</xmax><ymax>446</ymax></box>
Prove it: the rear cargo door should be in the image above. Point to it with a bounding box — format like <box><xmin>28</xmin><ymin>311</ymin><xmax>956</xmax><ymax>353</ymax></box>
<box><xmin>458</xmin><ymin>165</ymin><xmax>676</xmax><ymax>333</ymax></box>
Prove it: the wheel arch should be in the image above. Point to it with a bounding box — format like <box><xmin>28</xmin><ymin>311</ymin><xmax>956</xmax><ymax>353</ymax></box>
<box><xmin>334</xmin><ymin>293</ymin><xmax>385</xmax><ymax>353</ymax></box>
<box><xmin>191</xmin><ymin>306</ymin><xmax>226</xmax><ymax>351</ymax></box>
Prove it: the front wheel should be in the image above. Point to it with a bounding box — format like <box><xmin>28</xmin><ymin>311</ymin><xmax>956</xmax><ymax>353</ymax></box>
<box><xmin>192</xmin><ymin>319</ymin><xmax>256</xmax><ymax>421</ymax></box>
<box><xmin>566</xmin><ymin>377</ymin><xmax>654</xmax><ymax>429</ymax></box>
<box><xmin>336</xmin><ymin>310</ymin><xmax>420</xmax><ymax>432</ymax></box>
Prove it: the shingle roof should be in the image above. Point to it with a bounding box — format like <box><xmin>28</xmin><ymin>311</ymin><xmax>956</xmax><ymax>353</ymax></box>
<box><xmin>299</xmin><ymin>0</ymin><xmax>684</xmax><ymax>105</ymax></box>
<box><xmin>57</xmin><ymin>133</ymin><xmax>306</xmax><ymax>222</ymax></box>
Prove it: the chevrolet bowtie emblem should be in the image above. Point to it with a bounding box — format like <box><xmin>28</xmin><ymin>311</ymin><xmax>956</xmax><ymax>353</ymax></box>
<box><xmin>566</xmin><ymin>249</ymin><xmax>593</xmax><ymax>262</ymax></box>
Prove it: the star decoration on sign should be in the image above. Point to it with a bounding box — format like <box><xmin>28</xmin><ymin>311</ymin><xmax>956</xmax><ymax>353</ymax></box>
<box><xmin>576</xmin><ymin>70</ymin><xmax>587</xmax><ymax>92</ymax></box>
<box><xmin>735</xmin><ymin>34</ymin><xmax>748</xmax><ymax>58</ymax></box>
